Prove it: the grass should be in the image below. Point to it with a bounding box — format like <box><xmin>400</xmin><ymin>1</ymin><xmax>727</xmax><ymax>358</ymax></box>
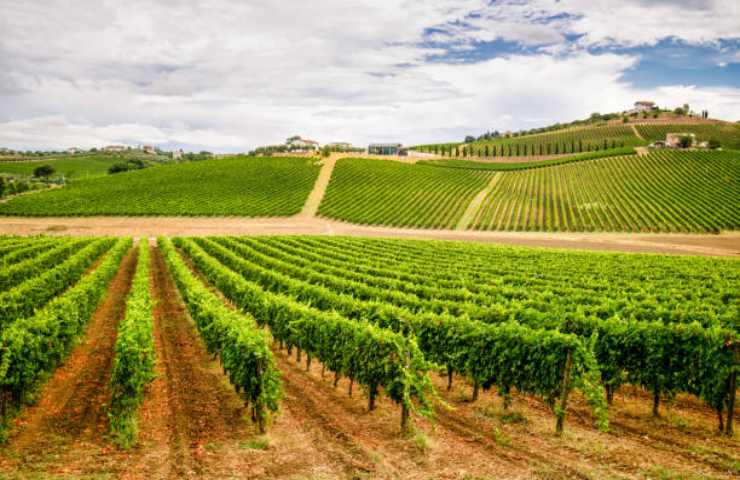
<box><xmin>239</xmin><ymin>436</ymin><xmax>270</xmax><ymax>450</ymax></box>
<box><xmin>0</xmin><ymin>152</ymin><xmax>168</xmax><ymax>181</ymax></box>
<box><xmin>0</xmin><ymin>156</ymin><xmax>321</xmax><ymax>217</ymax></box>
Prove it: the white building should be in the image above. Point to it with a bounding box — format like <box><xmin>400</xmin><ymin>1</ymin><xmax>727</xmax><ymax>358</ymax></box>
<box><xmin>67</xmin><ymin>147</ymin><xmax>81</xmax><ymax>154</ymax></box>
<box><xmin>633</xmin><ymin>101</ymin><xmax>656</xmax><ymax>112</ymax></box>
<box><xmin>142</xmin><ymin>145</ymin><xmax>156</xmax><ymax>155</ymax></box>
<box><xmin>172</xmin><ymin>149</ymin><xmax>184</xmax><ymax>160</ymax></box>
<box><xmin>102</xmin><ymin>145</ymin><xmax>126</xmax><ymax>152</ymax></box>
<box><xmin>665</xmin><ymin>133</ymin><xmax>696</xmax><ymax>148</ymax></box>
<box><xmin>287</xmin><ymin>137</ymin><xmax>320</xmax><ymax>150</ymax></box>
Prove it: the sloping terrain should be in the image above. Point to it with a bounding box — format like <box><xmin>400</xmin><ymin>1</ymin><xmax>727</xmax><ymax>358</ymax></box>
<box><xmin>0</xmin><ymin>156</ymin><xmax>321</xmax><ymax>216</ymax></box>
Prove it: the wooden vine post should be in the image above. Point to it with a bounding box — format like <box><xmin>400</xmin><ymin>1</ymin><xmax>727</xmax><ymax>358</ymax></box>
<box><xmin>401</xmin><ymin>350</ymin><xmax>412</xmax><ymax>434</ymax></box>
<box><xmin>555</xmin><ymin>349</ymin><xmax>574</xmax><ymax>435</ymax></box>
<box><xmin>725</xmin><ymin>341</ymin><xmax>739</xmax><ymax>436</ymax></box>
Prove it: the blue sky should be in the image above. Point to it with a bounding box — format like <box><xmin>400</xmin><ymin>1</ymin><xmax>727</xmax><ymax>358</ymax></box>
<box><xmin>0</xmin><ymin>0</ymin><xmax>739</xmax><ymax>152</ymax></box>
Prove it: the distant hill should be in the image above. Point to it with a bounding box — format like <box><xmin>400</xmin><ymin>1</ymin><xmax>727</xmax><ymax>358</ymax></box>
<box><xmin>413</xmin><ymin>117</ymin><xmax>740</xmax><ymax>157</ymax></box>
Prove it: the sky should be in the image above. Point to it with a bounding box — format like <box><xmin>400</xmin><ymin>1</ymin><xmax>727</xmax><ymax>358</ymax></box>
<box><xmin>1</xmin><ymin>0</ymin><xmax>739</xmax><ymax>152</ymax></box>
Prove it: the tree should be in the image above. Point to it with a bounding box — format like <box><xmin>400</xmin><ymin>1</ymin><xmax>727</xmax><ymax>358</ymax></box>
<box><xmin>708</xmin><ymin>138</ymin><xmax>721</xmax><ymax>150</ymax></box>
<box><xmin>464</xmin><ymin>135</ymin><xmax>475</xmax><ymax>143</ymax></box>
<box><xmin>33</xmin><ymin>165</ymin><xmax>55</xmax><ymax>178</ymax></box>
<box><xmin>678</xmin><ymin>135</ymin><xmax>693</xmax><ymax>148</ymax></box>
<box><xmin>0</xmin><ymin>177</ymin><xmax>5</xmax><ymax>198</ymax></box>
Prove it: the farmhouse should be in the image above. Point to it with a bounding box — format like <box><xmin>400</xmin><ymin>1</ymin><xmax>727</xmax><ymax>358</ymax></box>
<box><xmin>368</xmin><ymin>143</ymin><xmax>407</xmax><ymax>156</ymax></box>
<box><xmin>287</xmin><ymin>137</ymin><xmax>320</xmax><ymax>150</ymax></box>
<box><xmin>66</xmin><ymin>147</ymin><xmax>81</xmax><ymax>154</ymax></box>
<box><xmin>634</xmin><ymin>100</ymin><xmax>656</xmax><ymax>112</ymax></box>
<box><xmin>326</xmin><ymin>142</ymin><xmax>353</xmax><ymax>150</ymax></box>
<box><xmin>665</xmin><ymin>133</ymin><xmax>696</xmax><ymax>148</ymax></box>
<box><xmin>142</xmin><ymin>145</ymin><xmax>156</xmax><ymax>155</ymax></box>
<box><xmin>102</xmin><ymin>145</ymin><xmax>126</xmax><ymax>152</ymax></box>
<box><xmin>172</xmin><ymin>148</ymin><xmax>183</xmax><ymax>160</ymax></box>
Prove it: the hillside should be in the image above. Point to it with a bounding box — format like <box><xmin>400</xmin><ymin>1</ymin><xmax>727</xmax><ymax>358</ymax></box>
<box><xmin>318</xmin><ymin>158</ymin><xmax>492</xmax><ymax>228</ymax></box>
<box><xmin>413</xmin><ymin>119</ymin><xmax>740</xmax><ymax>157</ymax></box>
<box><xmin>470</xmin><ymin>150</ymin><xmax>740</xmax><ymax>233</ymax></box>
<box><xmin>0</xmin><ymin>156</ymin><xmax>321</xmax><ymax>216</ymax></box>
<box><xmin>0</xmin><ymin>152</ymin><xmax>170</xmax><ymax>180</ymax></box>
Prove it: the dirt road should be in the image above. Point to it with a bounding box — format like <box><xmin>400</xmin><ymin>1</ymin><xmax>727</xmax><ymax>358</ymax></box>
<box><xmin>0</xmin><ymin>216</ymin><xmax>737</xmax><ymax>256</ymax></box>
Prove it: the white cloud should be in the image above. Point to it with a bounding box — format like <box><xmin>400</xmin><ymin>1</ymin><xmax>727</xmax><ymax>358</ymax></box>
<box><xmin>0</xmin><ymin>0</ymin><xmax>738</xmax><ymax>151</ymax></box>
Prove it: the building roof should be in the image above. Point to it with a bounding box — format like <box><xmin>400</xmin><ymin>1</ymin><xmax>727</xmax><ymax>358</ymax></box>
<box><xmin>369</xmin><ymin>143</ymin><xmax>403</xmax><ymax>148</ymax></box>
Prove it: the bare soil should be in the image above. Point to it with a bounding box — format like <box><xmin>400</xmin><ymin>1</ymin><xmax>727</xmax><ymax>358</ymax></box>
<box><xmin>0</xmin><ymin>217</ymin><xmax>737</xmax><ymax>256</ymax></box>
<box><xmin>0</xmin><ymin>247</ymin><xmax>138</xmax><ymax>477</ymax></box>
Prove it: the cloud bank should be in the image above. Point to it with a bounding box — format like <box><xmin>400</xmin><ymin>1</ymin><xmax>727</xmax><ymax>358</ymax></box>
<box><xmin>0</xmin><ymin>0</ymin><xmax>738</xmax><ymax>151</ymax></box>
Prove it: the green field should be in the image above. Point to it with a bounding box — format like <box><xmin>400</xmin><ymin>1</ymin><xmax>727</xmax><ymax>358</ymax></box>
<box><xmin>0</xmin><ymin>152</ymin><xmax>167</xmax><ymax>180</ymax></box>
<box><xmin>471</xmin><ymin>150</ymin><xmax>740</xmax><ymax>233</ymax></box>
<box><xmin>318</xmin><ymin>158</ymin><xmax>491</xmax><ymax>228</ymax></box>
<box><xmin>0</xmin><ymin>156</ymin><xmax>321</xmax><ymax>216</ymax></box>
<box><xmin>635</xmin><ymin>123</ymin><xmax>740</xmax><ymax>148</ymax></box>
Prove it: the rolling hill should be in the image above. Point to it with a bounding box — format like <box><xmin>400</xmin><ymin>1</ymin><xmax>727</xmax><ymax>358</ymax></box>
<box><xmin>0</xmin><ymin>156</ymin><xmax>321</xmax><ymax>216</ymax></box>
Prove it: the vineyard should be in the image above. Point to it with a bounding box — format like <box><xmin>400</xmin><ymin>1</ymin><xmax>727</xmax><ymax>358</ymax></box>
<box><xmin>635</xmin><ymin>123</ymin><xmax>740</xmax><ymax>148</ymax></box>
<box><xmin>318</xmin><ymin>158</ymin><xmax>492</xmax><ymax>228</ymax></box>
<box><xmin>470</xmin><ymin>150</ymin><xmax>740</xmax><ymax>233</ymax></box>
<box><xmin>415</xmin><ymin>125</ymin><xmax>643</xmax><ymax>157</ymax></box>
<box><xmin>0</xmin><ymin>156</ymin><xmax>321</xmax><ymax>217</ymax></box>
<box><xmin>0</xmin><ymin>234</ymin><xmax>737</xmax><ymax>479</ymax></box>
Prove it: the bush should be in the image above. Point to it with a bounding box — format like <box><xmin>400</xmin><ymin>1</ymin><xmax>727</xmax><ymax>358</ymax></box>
<box><xmin>33</xmin><ymin>165</ymin><xmax>55</xmax><ymax>178</ymax></box>
<box><xmin>708</xmin><ymin>138</ymin><xmax>721</xmax><ymax>150</ymax></box>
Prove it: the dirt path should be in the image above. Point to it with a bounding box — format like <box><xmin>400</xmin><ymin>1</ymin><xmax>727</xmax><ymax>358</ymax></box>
<box><xmin>0</xmin><ymin>247</ymin><xmax>138</xmax><ymax>477</ymax></box>
<box><xmin>121</xmin><ymin>247</ymin><xmax>347</xmax><ymax>479</ymax></box>
<box><xmin>0</xmin><ymin>217</ymin><xmax>738</xmax><ymax>256</ymax></box>
<box><xmin>631</xmin><ymin>124</ymin><xmax>646</xmax><ymax>141</ymax></box>
<box><xmin>456</xmin><ymin>172</ymin><xmax>500</xmax><ymax>230</ymax></box>
<box><xmin>297</xmin><ymin>156</ymin><xmax>336</xmax><ymax>218</ymax></box>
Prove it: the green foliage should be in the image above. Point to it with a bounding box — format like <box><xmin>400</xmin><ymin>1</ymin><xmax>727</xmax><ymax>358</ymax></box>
<box><xmin>158</xmin><ymin>237</ymin><xmax>283</xmax><ymax>433</ymax></box>
<box><xmin>171</xmin><ymin>237</ymin><xmax>436</xmax><ymax>424</ymax></box>
<box><xmin>32</xmin><ymin>165</ymin><xmax>55</xmax><ymax>178</ymax></box>
<box><xmin>0</xmin><ymin>237</ymin><xmax>131</xmax><ymax>437</ymax></box>
<box><xmin>109</xmin><ymin>241</ymin><xmax>155</xmax><ymax>449</ymax></box>
<box><xmin>197</xmin><ymin>234</ymin><xmax>738</xmax><ymax>429</ymax></box>
<box><xmin>0</xmin><ymin>157</ymin><xmax>321</xmax><ymax>217</ymax></box>
<box><xmin>418</xmin><ymin>147</ymin><xmax>636</xmax><ymax>171</ymax></box>
<box><xmin>415</xmin><ymin>125</ymin><xmax>642</xmax><ymax>156</ymax></box>
<box><xmin>0</xmin><ymin>238</ymin><xmax>115</xmax><ymax>326</ymax></box>
<box><xmin>318</xmin><ymin>158</ymin><xmax>492</xmax><ymax>228</ymax></box>
<box><xmin>471</xmin><ymin>151</ymin><xmax>740</xmax><ymax>233</ymax></box>
<box><xmin>0</xmin><ymin>152</ymin><xmax>165</xmax><ymax>180</ymax></box>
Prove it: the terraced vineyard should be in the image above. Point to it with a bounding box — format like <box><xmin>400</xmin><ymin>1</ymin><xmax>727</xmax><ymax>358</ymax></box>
<box><xmin>416</xmin><ymin>125</ymin><xmax>643</xmax><ymax>157</ymax></box>
<box><xmin>635</xmin><ymin>123</ymin><xmax>740</xmax><ymax>149</ymax></box>
<box><xmin>318</xmin><ymin>158</ymin><xmax>492</xmax><ymax>228</ymax></box>
<box><xmin>0</xmin><ymin>156</ymin><xmax>321</xmax><ymax>216</ymax></box>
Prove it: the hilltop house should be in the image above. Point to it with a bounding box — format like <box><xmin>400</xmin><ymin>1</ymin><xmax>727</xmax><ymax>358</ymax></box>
<box><xmin>368</xmin><ymin>143</ymin><xmax>407</xmax><ymax>156</ymax></box>
<box><xmin>633</xmin><ymin>101</ymin><xmax>656</xmax><ymax>112</ymax></box>
<box><xmin>287</xmin><ymin>136</ymin><xmax>320</xmax><ymax>150</ymax></box>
